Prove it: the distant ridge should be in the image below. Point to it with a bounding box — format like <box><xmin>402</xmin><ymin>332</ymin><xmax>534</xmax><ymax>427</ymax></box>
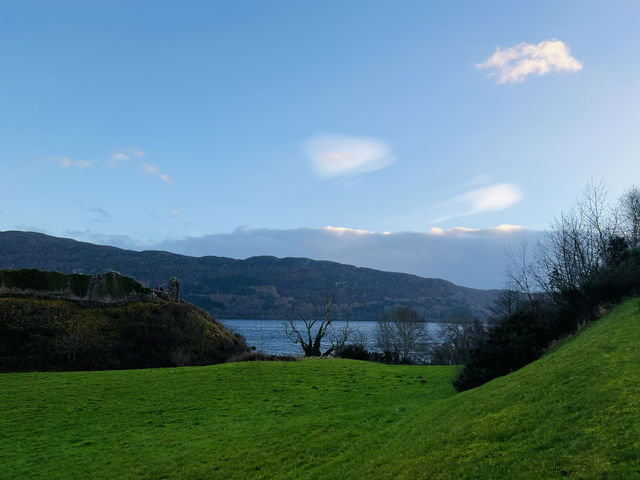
<box><xmin>0</xmin><ymin>231</ymin><xmax>500</xmax><ymax>321</ymax></box>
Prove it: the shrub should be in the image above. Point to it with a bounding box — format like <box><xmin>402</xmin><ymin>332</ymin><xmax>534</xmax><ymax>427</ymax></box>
<box><xmin>453</xmin><ymin>307</ymin><xmax>552</xmax><ymax>391</ymax></box>
<box><xmin>68</xmin><ymin>274</ymin><xmax>91</xmax><ymax>298</ymax></box>
<box><xmin>226</xmin><ymin>351</ymin><xmax>297</xmax><ymax>363</ymax></box>
<box><xmin>335</xmin><ymin>344</ymin><xmax>371</xmax><ymax>361</ymax></box>
<box><xmin>97</xmin><ymin>271</ymin><xmax>150</xmax><ymax>299</ymax></box>
<box><xmin>454</xmin><ymin>248</ymin><xmax>640</xmax><ymax>391</ymax></box>
<box><xmin>0</xmin><ymin>269</ymin><xmax>67</xmax><ymax>292</ymax></box>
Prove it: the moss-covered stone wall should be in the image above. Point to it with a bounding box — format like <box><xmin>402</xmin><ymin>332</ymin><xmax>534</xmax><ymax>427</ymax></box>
<box><xmin>0</xmin><ymin>269</ymin><xmax>153</xmax><ymax>304</ymax></box>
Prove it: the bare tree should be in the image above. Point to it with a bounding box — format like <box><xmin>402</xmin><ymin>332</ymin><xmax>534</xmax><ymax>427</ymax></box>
<box><xmin>505</xmin><ymin>239</ymin><xmax>539</xmax><ymax>306</ymax></box>
<box><xmin>432</xmin><ymin>313</ymin><xmax>486</xmax><ymax>365</ymax></box>
<box><xmin>394</xmin><ymin>307</ymin><xmax>426</xmax><ymax>361</ymax></box>
<box><xmin>579</xmin><ymin>180</ymin><xmax>618</xmax><ymax>256</ymax></box>
<box><xmin>535</xmin><ymin>180</ymin><xmax>618</xmax><ymax>293</ymax></box>
<box><xmin>620</xmin><ymin>185</ymin><xmax>640</xmax><ymax>248</ymax></box>
<box><xmin>349</xmin><ymin>329</ymin><xmax>368</xmax><ymax>349</ymax></box>
<box><xmin>376</xmin><ymin>307</ymin><xmax>427</xmax><ymax>363</ymax></box>
<box><xmin>488</xmin><ymin>288</ymin><xmax>521</xmax><ymax>321</ymax></box>
<box><xmin>284</xmin><ymin>295</ymin><xmax>352</xmax><ymax>357</ymax></box>
<box><xmin>55</xmin><ymin>314</ymin><xmax>101</xmax><ymax>364</ymax></box>
<box><xmin>376</xmin><ymin>311</ymin><xmax>396</xmax><ymax>361</ymax></box>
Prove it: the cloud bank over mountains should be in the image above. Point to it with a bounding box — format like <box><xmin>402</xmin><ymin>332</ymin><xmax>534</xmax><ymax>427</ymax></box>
<box><xmin>147</xmin><ymin>225</ymin><xmax>544</xmax><ymax>289</ymax></box>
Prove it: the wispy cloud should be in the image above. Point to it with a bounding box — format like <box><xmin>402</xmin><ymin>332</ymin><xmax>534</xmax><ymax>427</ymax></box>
<box><xmin>434</xmin><ymin>183</ymin><xmax>523</xmax><ymax>223</ymax></box>
<box><xmin>305</xmin><ymin>135</ymin><xmax>395</xmax><ymax>179</ymax></box>
<box><xmin>87</xmin><ymin>207</ymin><xmax>111</xmax><ymax>219</ymax></box>
<box><xmin>111</xmin><ymin>148</ymin><xmax>173</xmax><ymax>184</ymax></box>
<box><xmin>64</xmin><ymin>230</ymin><xmax>148</xmax><ymax>250</ymax></box>
<box><xmin>131</xmin><ymin>148</ymin><xmax>145</xmax><ymax>158</ymax></box>
<box><xmin>108</xmin><ymin>152</ymin><xmax>131</xmax><ymax>168</ymax></box>
<box><xmin>108</xmin><ymin>147</ymin><xmax>145</xmax><ymax>168</ymax></box>
<box><xmin>466</xmin><ymin>172</ymin><xmax>492</xmax><ymax>187</ymax></box>
<box><xmin>476</xmin><ymin>39</ymin><xmax>582</xmax><ymax>84</ymax></box>
<box><xmin>48</xmin><ymin>147</ymin><xmax>172</xmax><ymax>184</ymax></box>
<box><xmin>14</xmin><ymin>224</ymin><xmax>48</xmax><ymax>234</ymax></box>
<box><xmin>53</xmin><ymin>157</ymin><xmax>94</xmax><ymax>169</ymax></box>
<box><xmin>429</xmin><ymin>224</ymin><xmax>523</xmax><ymax>236</ymax></box>
<box><xmin>139</xmin><ymin>162</ymin><xmax>173</xmax><ymax>184</ymax></box>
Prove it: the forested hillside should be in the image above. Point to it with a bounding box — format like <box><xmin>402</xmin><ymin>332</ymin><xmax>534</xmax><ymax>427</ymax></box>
<box><xmin>0</xmin><ymin>231</ymin><xmax>499</xmax><ymax>320</ymax></box>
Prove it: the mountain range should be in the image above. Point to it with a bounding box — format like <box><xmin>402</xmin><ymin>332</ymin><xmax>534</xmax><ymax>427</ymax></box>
<box><xmin>0</xmin><ymin>231</ymin><xmax>500</xmax><ymax>321</ymax></box>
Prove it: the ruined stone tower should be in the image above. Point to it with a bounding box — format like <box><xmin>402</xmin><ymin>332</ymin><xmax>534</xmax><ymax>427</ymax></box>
<box><xmin>168</xmin><ymin>277</ymin><xmax>180</xmax><ymax>301</ymax></box>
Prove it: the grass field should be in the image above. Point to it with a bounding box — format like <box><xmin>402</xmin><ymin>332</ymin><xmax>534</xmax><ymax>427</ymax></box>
<box><xmin>1</xmin><ymin>299</ymin><xmax>639</xmax><ymax>479</ymax></box>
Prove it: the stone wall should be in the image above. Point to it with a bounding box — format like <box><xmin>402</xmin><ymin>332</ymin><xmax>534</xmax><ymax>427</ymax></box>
<box><xmin>0</xmin><ymin>270</ymin><xmax>157</xmax><ymax>305</ymax></box>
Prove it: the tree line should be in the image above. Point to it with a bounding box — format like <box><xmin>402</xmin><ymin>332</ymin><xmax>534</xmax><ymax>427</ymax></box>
<box><xmin>454</xmin><ymin>182</ymin><xmax>640</xmax><ymax>390</ymax></box>
<box><xmin>283</xmin><ymin>295</ymin><xmax>488</xmax><ymax>365</ymax></box>
<box><xmin>281</xmin><ymin>182</ymin><xmax>640</xmax><ymax>389</ymax></box>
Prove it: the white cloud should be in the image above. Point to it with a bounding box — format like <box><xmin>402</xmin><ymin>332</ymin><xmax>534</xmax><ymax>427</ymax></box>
<box><xmin>132</xmin><ymin>148</ymin><xmax>145</xmax><ymax>158</ymax></box>
<box><xmin>467</xmin><ymin>172</ymin><xmax>491</xmax><ymax>187</ymax></box>
<box><xmin>108</xmin><ymin>147</ymin><xmax>145</xmax><ymax>168</ymax></box>
<box><xmin>147</xmin><ymin>225</ymin><xmax>542</xmax><ymax>289</ymax></box>
<box><xmin>462</xmin><ymin>184</ymin><xmax>523</xmax><ymax>213</ymax></box>
<box><xmin>87</xmin><ymin>207</ymin><xmax>111</xmax><ymax>219</ymax></box>
<box><xmin>434</xmin><ymin>183</ymin><xmax>523</xmax><ymax>223</ymax></box>
<box><xmin>48</xmin><ymin>147</ymin><xmax>153</xmax><ymax>177</ymax></box>
<box><xmin>139</xmin><ymin>162</ymin><xmax>173</xmax><ymax>184</ymax></box>
<box><xmin>429</xmin><ymin>224</ymin><xmax>523</xmax><ymax>236</ymax></box>
<box><xmin>328</xmin><ymin>224</ymin><xmax>523</xmax><ymax>237</ymax></box>
<box><xmin>53</xmin><ymin>157</ymin><xmax>94</xmax><ymax>169</ymax></box>
<box><xmin>305</xmin><ymin>135</ymin><xmax>395</xmax><ymax>179</ymax></box>
<box><xmin>476</xmin><ymin>39</ymin><xmax>582</xmax><ymax>84</ymax></box>
<box><xmin>108</xmin><ymin>152</ymin><xmax>131</xmax><ymax>168</ymax></box>
<box><xmin>64</xmin><ymin>230</ymin><xmax>147</xmax><ymax>250</ymax></box>
<box><xmin>324</xmin><ymin>225</ymin><xmax>375</xmax><ymax>235</ymax></box>
<box><xmin>493</xmin><ymin>224</ymin><xmax>523</xmax><ymax>233</ymax></box>
<box><xmin>57</xmin><ymin>223</ymin><xmax>538</xmax><ymax>288</ymax></box>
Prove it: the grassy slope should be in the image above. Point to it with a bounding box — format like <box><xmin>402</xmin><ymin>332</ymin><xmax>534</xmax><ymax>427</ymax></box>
<box><xmin>1</xmin><ymin>299</ymin><xmax>639</xmax><ymax>479</ymax></box>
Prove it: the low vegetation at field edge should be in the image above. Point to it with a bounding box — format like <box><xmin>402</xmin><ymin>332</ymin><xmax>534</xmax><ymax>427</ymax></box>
<box><xmin>1</xmin><ymin>299</ymin><xmax>639</xmax><ymax>479</ymax></box>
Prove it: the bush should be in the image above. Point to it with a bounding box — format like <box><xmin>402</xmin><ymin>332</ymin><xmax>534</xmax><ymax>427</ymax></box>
<box><xmin>335</xmin><ymin>344</ymin><xmax>371</xmax><ymax>361</ymax></box>
<box><xmin>226</xmin><ymin>351</ymin><xmax>297</xmax><ymax>363</ymax></box>
<box><xmin>453</xmin><ymin>307</ymin><xmax>552</xmax><ymax>391</ymax></box>
<box><xmin>454</xmin><ymin>248</ymin><xmax>640</xmax><ymax>391</ymax></box>
<box><xmin>68</xmin><ymin>274</ymin><xmax>91</xmax><ymax>298</ymax></box>
<box><xmin>97</xmin><ymin>272</ymin><xmax>149</xmax><ymax>298</ymax></box>
<box><xmin>0</xmin><ymin>269</ymin><xmax>67</xmax><ymax>292</ymax></box>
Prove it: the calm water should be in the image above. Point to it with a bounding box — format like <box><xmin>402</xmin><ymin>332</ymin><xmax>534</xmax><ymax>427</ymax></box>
<box><xmin>222</xmin><ymin>319</ymin><xmax>443</xmax><ymax>356</ymax></box>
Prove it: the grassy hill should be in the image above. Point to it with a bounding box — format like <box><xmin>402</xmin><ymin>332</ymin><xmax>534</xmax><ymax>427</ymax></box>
<box><xmin>1</xmin><ymin>299</ymin><xmax>639</xmax><ymax>479</ymax></box>
<box><xmin>0</xmin><ymin>295</ymin><xmax>247</xmax><ymax>372</ymax></box>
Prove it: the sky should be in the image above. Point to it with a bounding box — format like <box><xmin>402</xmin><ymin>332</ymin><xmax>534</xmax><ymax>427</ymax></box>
<box><xmin>1</xmin><ymin>1</ymin><xmax>639</xmax><ymax>288</ymax></box>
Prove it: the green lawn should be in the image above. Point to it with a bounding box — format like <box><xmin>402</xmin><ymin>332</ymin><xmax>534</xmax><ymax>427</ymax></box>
<box><xmin>1</xmin><ymin>299</ymin><xmax>639</xmax><ymax>479</ymax></box>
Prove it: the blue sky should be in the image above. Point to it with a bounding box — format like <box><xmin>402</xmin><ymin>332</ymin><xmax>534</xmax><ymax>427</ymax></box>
<box><xmin>1</xmin><ymin>1</ymin><xmax>639</xmax><ymax>287</ymax></box>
